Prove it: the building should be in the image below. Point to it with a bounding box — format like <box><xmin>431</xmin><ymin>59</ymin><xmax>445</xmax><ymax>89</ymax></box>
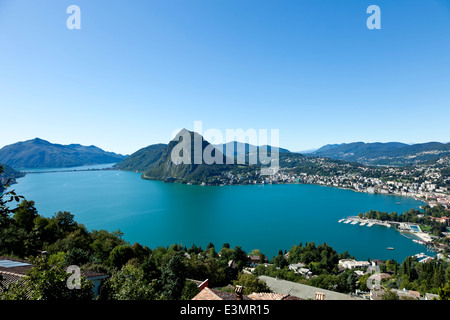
<box><xmin>192</xmin><ymin>286</ymin><xmax>303</xmax><ymax>301</ymax></box>
<box><xmin>430</xmin><ymin>216</ymin><xmax>450</xmax><ymax>226</ymax></box>
<box><xmin>288</xmin><ymin>263</ymin><xmax>312</xmax><ymax>277</ymax></box>
<box><xmin>247</xmin><ymin>255</ymin><xmax>269</xmax><ymax>265</ymax></box>
<box><xmin>258</xmin><ymin>275</ymin><xmax>364</xmax><ymax>300</ymax></box>
<box><xmin>338</xmin><ymin>259</ymin><xmax>371</xmax><ymax>270</ymax></box>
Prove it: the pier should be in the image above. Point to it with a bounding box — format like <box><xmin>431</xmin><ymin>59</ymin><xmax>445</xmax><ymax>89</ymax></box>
<box><xmin>338</xmin><ymin>216</ymin><xmax>435</xmax><ymax>248</ymax></box>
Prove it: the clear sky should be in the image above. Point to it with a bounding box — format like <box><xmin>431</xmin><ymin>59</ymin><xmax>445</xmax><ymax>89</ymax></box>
<box><xmin>1</xmin><ymin>0</ymin><xmax>449</xmax><ymax>155</ymax></box>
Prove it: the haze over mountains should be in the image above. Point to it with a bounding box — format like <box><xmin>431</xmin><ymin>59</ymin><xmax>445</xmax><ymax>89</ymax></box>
<box><xmin>0</xmin><ymin>138</ymin><xmax>126</xmax><ymax>169</ymax></box>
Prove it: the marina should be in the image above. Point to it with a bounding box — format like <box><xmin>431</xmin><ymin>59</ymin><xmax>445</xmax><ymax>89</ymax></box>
<box><xmin>338</xmin><ymin>216</ymin><xmax>437</xmax><ymax>251</ymax></box>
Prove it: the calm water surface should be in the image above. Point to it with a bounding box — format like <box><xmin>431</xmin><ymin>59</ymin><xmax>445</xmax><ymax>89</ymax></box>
<box><xmin>12</xmin><ymin>165</ymin><xmax>435</xmax><ymax>261</ymax></box>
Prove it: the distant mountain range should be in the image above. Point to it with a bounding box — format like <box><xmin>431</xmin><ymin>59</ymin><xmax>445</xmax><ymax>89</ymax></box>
<box><xmin>0</xmin><ymin>138</ymin><xmax>126</xmax><ymax>169</ymax></box>
<box><xmin>309</xmin><ymin>141</ymin><xmax>450</xmax><ymax>166</ymax></box>
<box><xmin>2</xmin><ymin>135</ymin><xmax>449</xmax><ymax>175</ymax></box>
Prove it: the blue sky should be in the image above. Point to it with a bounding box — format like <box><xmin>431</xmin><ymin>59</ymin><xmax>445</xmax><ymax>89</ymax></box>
<box><xmin>1</xmin><ymin>0</ymin><xmax>449</xmax><ymax>154</ymax></box>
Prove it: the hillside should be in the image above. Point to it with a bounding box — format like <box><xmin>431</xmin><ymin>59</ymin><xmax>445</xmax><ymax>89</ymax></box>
<box><xmin>214</xmin><ymin>141</ymin><xmax>291</xmax><ymax>156</ymax></box>
<box><xmin>0</xmin><ymin>163</ymin><xmax>24</xmax><ymax>191</ymax></box>
<box><xmin>114</xmin><ymin>143</ymin><xmax>167</xmax><ymax>172</ymax></box>
<box><xmin>310</xmin><ymin>141</ymin><xmax>450</xmax><ymax>166</ymax></box>
<box><xmin>0</xmin><ymin>138</ymin><xmax>126</xmax><ymax>168</ymax></box>
<box><xmin>142</xmin><ymin>129</ymin><xmax>235</xmax><ymax>183</ymax></box>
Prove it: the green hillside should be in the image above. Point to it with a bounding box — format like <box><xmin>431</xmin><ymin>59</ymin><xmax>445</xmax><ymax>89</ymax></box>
<box><xmin>0</xmin><ymin>138</ymin><xmax>126</xmax><ymax>168</ymax></box>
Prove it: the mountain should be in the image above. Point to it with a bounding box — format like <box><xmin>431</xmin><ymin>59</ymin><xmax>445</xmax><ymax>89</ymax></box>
<box><xmin>0</xmin><ymin>138</ymin><xmax>127</xmax><ymax>169</ymax></box>
<box><xmin>310</xmin><ymin>141</ymin><xmax>450</xmax><ymax>165</ymax></box>
<box><xmin>114</xmin><ymin>143</ymin><xmax>167</xmax><ymax>172</ymax></box>
<box><xmin>0</xmin><ymin>163</ymin><xmax>25</xmax><ymax>191</ymax></box>
<box><xmin>141</xmin><ymin>129</ymin><xmax>234</xmax><ymax>183</ymax></box>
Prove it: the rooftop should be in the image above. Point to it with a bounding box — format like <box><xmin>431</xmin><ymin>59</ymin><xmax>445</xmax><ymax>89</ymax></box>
<box><xmin>258</xmin><ymin>276</ymin><xmax>364</xmax><ymax>300</ymax></box>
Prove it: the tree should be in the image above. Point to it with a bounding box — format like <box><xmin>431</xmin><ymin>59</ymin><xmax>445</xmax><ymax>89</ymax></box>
<box><xmin>108</xmin><ymin>245</ymin><xmax>134</xmax><ymax>269</ymax></box>
<box><xmin>231</xmin><ymin>246</ymin><xmax>248</xmax><ymax>271</ymax></box>
<box><xmin>181</xmin><ymin>281</ymin><xmax>200</xmax><ymax>300</ymax></box>
<box><xmin>249</xmin><ymin>249</ymin><xmax>261</xmax><ymax>257</ymax></box>
<box><xmin>0</xmin><ymin>255</ymin><xmax>93</xmax><ymax>300</ymax></box>
<box><xmin>233</xmin><ymin>272</ymin><xmax>271</xmax><ymax>295</ymax></box>
<box><xmin>13</xmin><ymin>200</ymin><xmax>38</xmax><ymax>232</ymax></box>
<box><xmin>53</xmin><ymin>211</ymin><xmax>77</xmax><ymax>235</ymax></box>
<box><xmin>438</xmin><ymin>284</ymin><xmax>450</xmax><ymax>300</ymax></box>
<box><xmin>382</xmin><ymin>288</ymin><xmax>399</xmax><ymax>300</ymax></box>
<box><xmin>272</xmin><ymin>254</ymin><xmax>288</xmax><ymax>269</ymax></box>
<box><xmin>0</xmin><ymin>166</ymin><xmax>24</xmax><ymax>223</ymax></box>
<box><xmin>107</xmin><ymin>264</ymin><xmax>156</xmax><ymax>300</ymax></box>
<box><xmin>160</xmin><ymin>252</ymin><xmax>186</xmax><ymax>300</ymax></box>
<box><xmin>259</xmin><ymin>253</ymin><xmax>266</xmax><ymax>264</ymax></box>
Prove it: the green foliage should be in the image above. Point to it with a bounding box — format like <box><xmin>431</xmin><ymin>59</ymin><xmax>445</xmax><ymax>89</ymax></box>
<box><xmin>233</xmin><ymin>272</ymin><xmax>271</xmax><ymax>295</ymax></box>
<box><xmin>231</xmin><ymin>246</ymin><xmax>248</xmax><ymax>271</ymax></box>
<box><xmin>0</xmin><ymin>255</ymin><xmax>93</xmax><ymax>300</ymax></box>
<box><xmin>287</xmin><ymin>242</ymin><xmax>343</xmax><ymax>274</ymax></box>
<box><xmin>438</xmin><ymin>283</ymin><xmax>450</xmax><ymax>300</ymax></box>
<box><xmin>382</xmin><ymin>288</ymin><xmax>400</xmax><ymax>300</ymax></box>
<box><xmin>159</xmin><ymin>252</ymin><xmax>187</xmax><ymax>300</ymax></box>
<box><xmin>181</xmin><ymin>281</ymin><xmax>200</xmax><ymax>300</ymax></box>
<box><xmin>272</xmin><ymin>253</ymin><xmax>288</xmax><ymax>269</ymax></box>
<box><xmin>106</xmin><ymin>264</ymin><xmax>156</xmax><ymax>300</ymax></box>
<box><xmin>308</xmin><ymin>271</ymin><xmax>355</xmax><ymax>293</ymax></box>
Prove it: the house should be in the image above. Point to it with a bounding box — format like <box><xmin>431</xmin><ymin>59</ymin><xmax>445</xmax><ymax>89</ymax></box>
<box><xmin>288</xmin><ymin>263</ymin><xmax>312</xmax><ymax>277</ymax></box>
<box><xmin>338</xmin><ymin>259</ymin><xmax>370</xmax><ymax>270</ymax></box>
<box><xmin>430</xmin><ymin>216</ymin><xmax>450</xmax><ymax>226</ymax></box>
<box><xmin>247</xmin><ymin>255</ymin><xmax>268</xmax><ymax>265</ymax></box>
<box><xmin>0</xmin><ymin>256</ymin><xmax>107</xmax><ymax>299</ymax></box>
<box><xmin>192</xmin><ymin>287</ymin><xmax>303</xmax><ymax>301</ymax></box>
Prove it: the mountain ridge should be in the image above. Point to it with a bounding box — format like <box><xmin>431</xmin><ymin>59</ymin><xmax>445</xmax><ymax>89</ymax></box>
<box><xmin>310</xmin><ymin>141</ymin><xmax>450</xmax><ymax>165</ymax></box>
<box><xmin>0</xmin><ymin>138</ymin><xmax>127</xmax><ymax>169</ymax></box>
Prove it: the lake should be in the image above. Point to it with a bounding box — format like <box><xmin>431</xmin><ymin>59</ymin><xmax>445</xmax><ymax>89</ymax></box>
<box><xmin>12</xmin><ymin>164</ymin><xmax>435</xmax><ymax>262</ymax></box>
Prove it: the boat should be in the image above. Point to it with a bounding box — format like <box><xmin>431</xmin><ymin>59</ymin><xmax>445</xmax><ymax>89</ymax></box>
<box><xmin>386</xmin><ymin>247</ymin><xmax>394</xmax><ymax>250</ymax></box>
<box><xmin>360</xmin><ymin>222</ymin><xmax>366</xmax><ymax>226</ymax></box>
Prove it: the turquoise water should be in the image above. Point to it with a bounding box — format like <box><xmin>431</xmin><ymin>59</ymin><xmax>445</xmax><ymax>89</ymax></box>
<box><xmin>11</xmin><ymin>166</ymin><xmax>435</xmax><ymax>262</ymax></box>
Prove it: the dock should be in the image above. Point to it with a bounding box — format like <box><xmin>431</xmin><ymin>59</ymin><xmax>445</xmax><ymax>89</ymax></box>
<box><xmin>338</xmin><ymin>217</ymin><xmax>391</xmax><ymax>229</ymax></box>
